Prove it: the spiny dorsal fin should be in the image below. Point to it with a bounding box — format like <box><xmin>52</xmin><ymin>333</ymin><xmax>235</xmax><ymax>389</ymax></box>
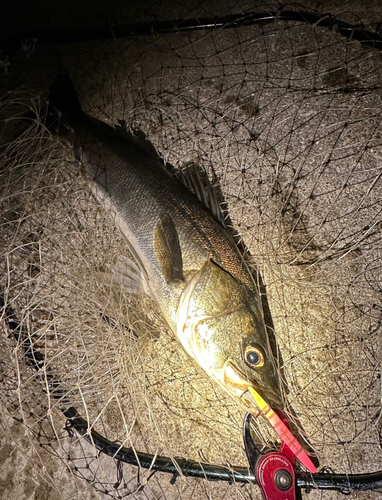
<box><xmin>176</xmin><ymin>163</ymin><xmax>226</xmax><ymax>228</ymax></box>
<box><xmin>154</xmin><ymin>214</ymin><xmax>184</xmax><ymax>284</ymax></box>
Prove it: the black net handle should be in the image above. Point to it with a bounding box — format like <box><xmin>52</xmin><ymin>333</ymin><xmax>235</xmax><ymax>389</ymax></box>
<box><xmin>3</xmin><ymin>8</ymin><xmax>382</xmax><ymax>51</ymax></box>
<box><xmin>63</xmin><ymin>405</ymin><xmax>382</xmax><ymax>493</ymax></box>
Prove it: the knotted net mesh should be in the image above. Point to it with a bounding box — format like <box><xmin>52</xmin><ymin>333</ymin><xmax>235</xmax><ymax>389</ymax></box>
<box><xmin>1</xmin><ymin>2</ymin><xmax>382</xmax><ymax>499</ymax></box>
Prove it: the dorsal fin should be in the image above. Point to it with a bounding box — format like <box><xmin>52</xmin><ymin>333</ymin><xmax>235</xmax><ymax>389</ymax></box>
<box><xmin>176</xmin><ymin>163</ymin><xmax>226</xmax><ymax>228</ymax></box>
<box><xmin>115</xmin><ymin>120</ymin><xmax>166</xmax><ymax>163</ymax></box>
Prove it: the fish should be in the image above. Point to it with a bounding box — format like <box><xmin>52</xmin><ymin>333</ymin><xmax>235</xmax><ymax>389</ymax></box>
<box><xmin>46</xmin><ymin>72</ymin><xmax>283</xmax><ymax>413</ymax></box>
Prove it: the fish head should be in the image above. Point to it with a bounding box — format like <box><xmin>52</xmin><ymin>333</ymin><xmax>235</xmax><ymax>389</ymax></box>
<box><xmin>176</xmin><ymin>260</ymin><xmax>283</xmax><ymax>410</ymax></box>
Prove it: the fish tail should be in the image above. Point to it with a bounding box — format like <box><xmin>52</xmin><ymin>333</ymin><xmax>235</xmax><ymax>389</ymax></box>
<box><xmin>45</xmin><ymin>72</ymin><xmax>84</xmax><ymax>135</ymax></box>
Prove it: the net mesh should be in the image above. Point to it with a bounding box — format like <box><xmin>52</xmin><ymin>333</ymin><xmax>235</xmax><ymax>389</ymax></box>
<box><xmin>1</xmin><ymin>3</ymin><xmax>382</xmax><ymax>499</ymax></box>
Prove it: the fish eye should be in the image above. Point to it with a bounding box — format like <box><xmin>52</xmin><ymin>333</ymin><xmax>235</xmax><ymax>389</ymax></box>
<box><xmin>244</xmin><ymin>345</ymin><xmax>265</xmax><ymax>368</ymax></box>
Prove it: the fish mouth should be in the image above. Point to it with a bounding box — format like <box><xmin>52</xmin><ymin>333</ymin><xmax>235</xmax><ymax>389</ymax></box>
<box><xmin>223</xmin><ymin>360</ymin><xmax>283</xmax><ymax>410</ymax></box>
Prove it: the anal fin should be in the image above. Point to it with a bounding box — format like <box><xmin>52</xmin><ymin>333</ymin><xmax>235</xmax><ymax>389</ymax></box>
<box><xmin>111</xmin><ymin>255</ymin><xmax>151</xmax><ymax>295</ymax></box>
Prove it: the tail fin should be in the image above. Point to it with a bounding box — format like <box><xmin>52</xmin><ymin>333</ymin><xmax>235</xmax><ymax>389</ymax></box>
<box><xmin>45</xmin><ymin>72</ymin><xmax>84</xmax><ymax>134</ymax></box>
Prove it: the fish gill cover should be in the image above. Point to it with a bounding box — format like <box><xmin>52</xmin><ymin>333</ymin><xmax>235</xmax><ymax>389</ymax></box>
<box><xmin>1</xmin><ymin>1</ymin><xmax>382</xmax><ymax>499</ymax></box>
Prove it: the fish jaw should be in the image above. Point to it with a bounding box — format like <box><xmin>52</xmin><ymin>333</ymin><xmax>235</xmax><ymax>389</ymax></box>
<box><xmin>223</xmin><ymin>360</ymin><xmax>283</xmax><ymax>411</ymax></box>
<box><xmin>176</xmin><ymin>259</ymin><xmax>283</xmax><ymax>410</ymax></box>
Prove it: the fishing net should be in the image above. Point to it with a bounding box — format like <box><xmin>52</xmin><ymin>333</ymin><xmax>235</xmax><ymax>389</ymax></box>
<box><xmin>1</xmin><ymin>1</ymin><xmax>382</xmax><ymax>499</ymax></box>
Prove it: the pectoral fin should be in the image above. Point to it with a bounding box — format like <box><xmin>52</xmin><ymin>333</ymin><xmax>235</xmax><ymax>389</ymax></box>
<box><xmin>154</xmin><ymin>214</ymin><xmax>184</xmax><ymax>283</ymax></box>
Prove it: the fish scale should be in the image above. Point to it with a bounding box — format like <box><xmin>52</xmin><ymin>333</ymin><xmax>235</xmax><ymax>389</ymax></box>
<box><xmin>48</xmin><ymin>71</ymin><xmax>284</xmax><ymax>419</ymax></box>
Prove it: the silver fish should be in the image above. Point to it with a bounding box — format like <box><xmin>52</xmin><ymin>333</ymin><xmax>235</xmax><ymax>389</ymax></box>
<box><xmin>47</xmin><ymin>73</ymin><xmax>283</xmax><ymax>410</ymax></box>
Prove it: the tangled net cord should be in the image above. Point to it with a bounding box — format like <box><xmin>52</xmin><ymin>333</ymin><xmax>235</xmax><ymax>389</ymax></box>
<box><xmin>1</xmin><ymin>283</ymin><xmax>382</xmax><ymax>494</ymax></box>
<box><xmin>1</xmin><ymin>179</ymin><xmax>382</xmax><ymax>495</ymax></box>
<box><xmin>2</xmin><ymin>287</ymin><xmax>377</xmax><ymax>496</ymax></box>
<box><xmin>2</xmin><ymin>6</ymin><xmax>382</xmax><ymax>495</ymax></box>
